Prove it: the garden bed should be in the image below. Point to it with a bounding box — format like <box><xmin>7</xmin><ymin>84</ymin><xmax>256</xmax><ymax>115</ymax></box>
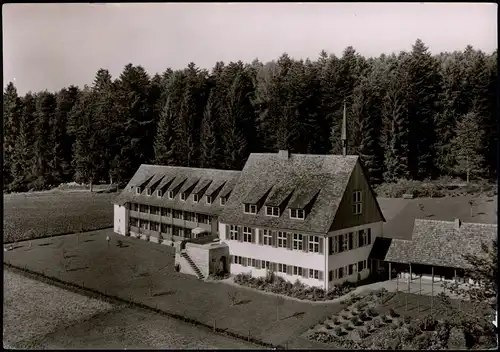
<box><xmin>233</xmin><ymin>272</ymin><xmax>356</xmax><ymax>301</ymax></box>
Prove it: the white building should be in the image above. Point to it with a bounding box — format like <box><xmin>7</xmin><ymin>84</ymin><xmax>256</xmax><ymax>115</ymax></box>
<box><xmin>113</xmin><ymin>150</ymin><xmax>386</xmax><ymax>289</ymax></box>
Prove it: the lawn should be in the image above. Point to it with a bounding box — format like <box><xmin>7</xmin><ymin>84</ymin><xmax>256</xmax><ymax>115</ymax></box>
<box><xmin>3</xmin><ymin>190</ymin><xmax>115</xmax><ymax>243</ymax></box>
<box><xmin>3</xmin><ymin>230</ymin><xmax>345</xmax><ymax>347</ymax></box>
<box><xmin>3</xmin><ymin>269</ymin><xmax>259</xmax><ymax>349</ymax></box>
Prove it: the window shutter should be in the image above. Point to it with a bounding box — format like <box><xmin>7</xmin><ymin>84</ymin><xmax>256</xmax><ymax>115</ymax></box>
<box><xmin>319</xmin><ymin>270</ymin><xmax>324</xmax><ymax>281</ymax></box>
<box><xmin>256</xmin><ymin>259</ymin><xmax>261</xmax><ymax>268</ymax></box>
<box><xmin>287</xmin><ymin>232</ymin><xmax>292</xmax><ymax>250</ymax></box>
<box><xmin>238</xmin><ymin>226</ymin><xmax>243</xmax><ymax>242</ymax></box>
<box><xmin>225</xmin><ymin>225</ymin><xmax>230</xmax><ymax>240</ymax></box>
<box><xmin>358</xmin><ymin>231</ymin><xmax>363</xmax><ymax>247</ymax></box>
<box><xmin>272</xmin><ymin>231</ymin><xmax>277</xmax><ymax>248</ymax></box>
<box><xmin>259</xmin><ymin>230</ymin><xmax>263</xmax><ymax>245</ymax></box>
<box><xmin>251</xmin><ymin>228</ymin><xmax>256</xmax><ymax>243</ymax></box>
<box><xmin>319</xmin><ymin>237</ymin><xmax>324</xmax><ymax>254</ymax></box>
<box><xmin>242</xmin><ymin>257</ymin><xmax>247</xmax><ymax>266</ymax></box>
<box><xmin>287</xmin><ymin>265</ymin><xmax>292</xmax><ymax>275</ymax></box>
<box><xmin>303</xmin><ymin>235</ymin><xmax>309</xmax><ymax>252</ymax></box>
<box><xmin>303</xmin><ymin>268</ymin><xmax>309</xmax><ymax>278</ymax></box>
<box><xmin>230</xmin><ymin>255</ymin><xmax>234</xmax><ymax>263</ymax></box>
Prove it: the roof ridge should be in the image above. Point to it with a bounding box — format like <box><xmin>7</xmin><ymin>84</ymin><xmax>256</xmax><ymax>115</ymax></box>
<box><xmin>415</xmin><ymin>218</ymin><xmax>498</xmax><ymax>227</ymax></box>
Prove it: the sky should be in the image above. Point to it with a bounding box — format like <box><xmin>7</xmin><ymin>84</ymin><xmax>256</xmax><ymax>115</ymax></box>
<box><xmin>3</xmin><ymin>2</ymin><xmax>497</xmax><ymax>95</ymax></box>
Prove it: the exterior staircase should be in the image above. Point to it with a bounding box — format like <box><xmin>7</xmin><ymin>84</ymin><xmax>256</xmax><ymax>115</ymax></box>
<box><xmin>181</xmin><ymin>251</ymin><xmax>204</xmax><ymax>279</ymax></box>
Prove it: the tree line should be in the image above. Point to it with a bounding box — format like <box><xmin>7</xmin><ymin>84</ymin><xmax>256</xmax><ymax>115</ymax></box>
<box><xmin>3</xmin><ymin>39</ymin><xmax>497</xmax><ymax>192</ymax></box>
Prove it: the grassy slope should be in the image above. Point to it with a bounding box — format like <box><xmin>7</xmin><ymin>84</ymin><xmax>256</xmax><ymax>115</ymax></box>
<box><xmin>3</xmin><ymin>190</ymin><xmax>115</xmax><ymax>243</ymax></box>
<box><xmin>4</xmin><ymin>230</ymin><xmax>344</xmax><ymax>347</ymax></box>
<box><xmin>3</xmin><ymin>269</ymin><xmax>258</xmax><ymax>349</ymax></box>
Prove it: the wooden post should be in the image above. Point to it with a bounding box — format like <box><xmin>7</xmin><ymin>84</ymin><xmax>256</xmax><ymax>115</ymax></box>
<box><xmin>389</xmin><ymin>262</ymin><xmax>392</xmax><ymax>281</ymax></box>
<box><xmin>431</xmin><ymin>266</ymin><xmax>434</xmax><ymax>315</ymax></box>
<box><xmin>409</xmin><ymin>263</ymin><xmax>412</xmax><ymax>281</ymax></box>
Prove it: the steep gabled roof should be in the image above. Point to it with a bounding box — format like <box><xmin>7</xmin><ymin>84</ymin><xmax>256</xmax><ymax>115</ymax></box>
<box><xmin>113</xmin><ymin>165</ymin><xmax>241</xmax><ymax>215</ymax></box>
<box><xmin>219</xmin><ymin>153</ymin><xmax>359</xmax><ymax>234</ymax></box>
<box><xmin>383</xmin><ymin>219</ymin><xmax>497</xmax><ymax>269</ymax></box>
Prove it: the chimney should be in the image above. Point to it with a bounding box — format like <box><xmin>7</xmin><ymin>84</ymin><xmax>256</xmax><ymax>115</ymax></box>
<box><xmin>341</xmin><ymin>101</ymin><xmax>347</xmax><ymax>157</ymax></box>
<box><xmin>454</xmin><ymin>218</ymin><xmax>462</xmax><ymax>230</ymax></box>
<box><xmin>278</xmin><ymin>150</ymin><xmax>289</xmax><ymax>160</ymax></box>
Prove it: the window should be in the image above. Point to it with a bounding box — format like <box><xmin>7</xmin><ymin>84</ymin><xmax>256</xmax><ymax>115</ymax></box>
<box><xmin>290</xmin><ymin>208</ymin><xmax>305</xmax><ymax>219</ymax></box>
<box><xmin>229</xmin><ymin>225</ymin><xmax>238</xmax><ymax>240</ymax></box>
<box><xmin>329</xmin><ymin>270</ymin><xmax>333</xmax><ymax>282</ymax></box>
<box><xmin>263</xmin><ymin>229</ymin><xmax>272</xmax><ymax>246</ymax></box>
<box><xmin>161</xmin><ymin>223</ymin><xmax>171</xmax><ymax>234</ymax></box>
<box><xmin>309</xmin><ymin>269</ymin><xmax>320</xmax><ymax>280</ymax></box>
<box><xmin>206</xmin><ymin>195</ymin><xmax>213</xmax><ymax>204</ymax></box>
<box><xmin>184</xmin><ymin>212</ymin><xmax>196</xmax><ymax>222</ymax></box>
<box><xmin>173</xmin><ymin>210</ymin><xmax>183</xmax><ymax>219</ymax></box>
<box><xmin>293</xmin><ymin>266</ymin><xmax>303</xmax><ymax>276</ymax></box>
<box><xmin>130</xmin><ymin>218</ymin><xmax>139</xmax><ymax>227</ymax></box>
<box><xmin>243</xmin><ymin>227</ymin><xmax>252</xmax><ymax>243</ymax></box>
<box><xmin>251</xmin><ymin>258</ymin><xmax>257</xmax><ymax>267</ymax></box>
<box><xmin>131</xmin><ymin>203</ymin><xmax>139</xmax><ymax>211</ymax></box>
<box><xmin>244</xmin><ymin>204</ymin><xmax>257</xmax><ymax>214</ymax></box>
<box><xmin>278</xmin><ymin>263</ymin><xmax>287</xmax><ymax>273</ymax></box>
<box><xmin>220</xmin><ymin>197</ymin><xmax>227</xmax><ymax>206</ymax></box>
<box><xmin>348</xmin><ymin>264</ymin><xmax>354</xmax><ymax>275</ymax></box>
<box><xmin>352</xmin><ymin>190</ymin><xmax>362</xmax><ymax>215</ymax></box>
<box><xmin>348</xmin><ymin>232</ymin><xmax>354</xmax><ymax>250</ymax></box>
<box><xmin>140</xmin><ymin>220</ymin><xmax>149</xmax><ymax>230</ymax></box>
<box><xmin>150</xmin><ymin>206</ymin><xmax>160</xmax><ymax>215</ymax></box>
<box><xmin>359</xmin><ymin>229</ymin><xmax>369</xmax><ymax>247</ymax></box>
<box><xmin>277</xmin><ymin>231</ymin><xmax>287</xmax><ymax>248</ymax></box>
<box><xmin>309</xmin><ymin>236</ymin><xmax>320</xmax><ymax>253</ymax></box>
<box><xmin>342</xmin><ymin>234</ymin><xmax>348</xmax><ymax>251</ymax></box>
<box><xmin>266</xmin><ymin>206</ymin><xmax>280</xmax><ymax>217</ymax></box>
<box><xmin>293</xmin><ymin>233</ymin><xmax>303</xmax><ymax>250</ymax></box>
<box><xmin>161</xmin><ymin>207</ymin><xmax>171</xmax><ymax>217</ymax></box>
<box><xmin>151</xmin><ymin>222</ymin><xmax>159</xmax><ymax>232</ymax></box>
<box><xmin>358</xmin><ymin>260</ymin><xmax>366</xmax><ymax>271</ymax></box>
<box><xmin>136</xmin><ymin>187</ymin><xmax>141</xmax><ymax>195</ymax></box>
<box><xmin>338</xmin><ymin>267</ymin><xmax>344</xmax><ymax>279</ymax></box>
<box><xmin>193</xmin><ymin>194</ymin><xmax>199</xmax><ymax>203</ymax></box>
<box><xmin>139</xmin><ymin>204</ymin><xmax>149</xmax><ymax>213</ymax></box>
<box><xmin>181</xmin><ymin>193</ymin><xmax>187</xmax><ymax>201</ymax></box>
<box><xmin>157</xmin><ymin>190</ymin><xmax>163</xmax><ymax>197</ymax></box>
<box><xmin>367</xmin><ymin>228</ymin><xmax>372</xmax><ymax>245</ymax></box>
<box><xmin>261</xmin><ymin>260</ymin><xmax>271</xmax><ymax>270</ymax></box>
<box><xmin>146</xmin><ymin>188</ymin><xmax>151</xmax><ymax>196</ymax></box>
<box><xmin>168</xmin><ymin>191</ymin><xmax>174</xmax><ymax>199</ymax></box>
<box><xmin>233</xmin><ymin>255</ymin><xmax>243</xmax><ymax>265</ymax></box>
<box><xmin>330</xmin><ymin>236</ymin><xmax>340</xmax><ymax>254</ymax></box>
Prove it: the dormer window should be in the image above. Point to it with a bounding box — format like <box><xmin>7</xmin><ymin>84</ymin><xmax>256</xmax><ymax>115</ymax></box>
<box><xmin>168</xmin><ymin>191</ymin><xmax>174</xmax><ymax>199</ymax></box>
<box><xmin>266</xmin><ymin>206</ymin><xmax>280</xmax><ymax>217</ymax></box>
<box><xmin>220</xmin><ymin>197</ymin><xmax>227</xmax><ymax>206</ymax></box>
<box><xmin>136</xmin><ymin>187</ymin><xmax>141</xmax><ymax>195</ymax></box>
<box><xmin>146</xmin><ymin>188</ymin><xmax>151</xmax><ymax>196</ymax></box>
<box><xmin>193</xmin><ymin>194</ymin><xmax>199</xmax><ymax>203</ymax></box>
<box><xmin>206</xmin><ymin>195</ymin><xmax>213</xmax><ymax>204</ymax></box>
<box><xmin>181</xmin><ymin>193</ymin><xmax>187</xmax><ymax>201</ymax></box>
<box><xmin>244</xmin><ymin>204</ymin><xmax>257</xmax><ymax>214</ymax></box>
<box><xmin>290</xmin><ymin>209</ymin><xmax>305</xmax><ymax>220</ymax></box>
<box><xmin>157</xmin><ymin>190</ymin><xmax>162</xmax><ymax>197</ymax></box>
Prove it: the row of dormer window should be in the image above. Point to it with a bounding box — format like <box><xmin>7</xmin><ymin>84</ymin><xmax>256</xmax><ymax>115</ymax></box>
<box><xmin>244</xmin><ymin>204</ymin><xmax>305</xmax><ymax>220</ymax></box>
<box><xmin>243</xmin><ymin>190</ymin><xmax>363</xmax><ymax>219</ymax></box>
<box><xmin>136</xmin><ymin>186</ymin><xmax>228</xmax><ymax>205</ymax></box>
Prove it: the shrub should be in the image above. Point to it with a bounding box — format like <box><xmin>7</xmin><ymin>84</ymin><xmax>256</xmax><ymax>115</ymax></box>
<box><xmin>331</xmin><ymin>316</ymin><xmax>339</xmax><ymax>325</ymax></box>
<box><xmin>116</xmin><ymin>239</ymin><xmax>123</xmax><ymax>247</ymax></box>
<box><xmin>415</xmin><ymin>332</ymin><xmax>433</xmax><ymax>350</ymax></box>
<box><xmin>388</xmin><ymin>308</ymin><xmax>398</xmax><ymax>317</ymax></box>
<box><xmin>333</xmin><ymin>326</ymin><xmax>342</xmax><ymax>336</ymax></box>
<box><xmin>420</xmin><ymin>316</ymin><xmax>438</xmax><ymax>331</ymax></box>
<box><xmin>359</xmin><ymin>311</ymin><xmax>369</xmax><ymax>321</ymax></box>
<box><xmin>373</xmin><ymin>317</ymin><xmax>383</xmax><ymax>328</ymax></box>
<box><xmin>403</xmin><ymin>315</ymin><xmax>411</xmax><ymax>324</ymax></box>
<box><xmin>382</xmin><ymin>314</ymin><xmax>392</xmax><ymax>323</ymax></box>
<box><xmin>342</xmin><ymin>322</ymin><xmax>350</xmax><ymax>330</ymax></box>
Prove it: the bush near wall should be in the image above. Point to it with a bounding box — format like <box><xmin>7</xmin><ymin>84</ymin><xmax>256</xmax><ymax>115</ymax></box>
<box><xmin>233</xmin><ymin>272</ymin><xmax>355</xmax><ymax>301</ymax></box>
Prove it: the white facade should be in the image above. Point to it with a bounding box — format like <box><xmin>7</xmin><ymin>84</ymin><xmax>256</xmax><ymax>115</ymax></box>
<box><xmin>220</xmin><ymin>221</ymin><xmax>383</xmax><ymax>290</ymax></box>
<box><xmin>113</xmin><ymin>204</ymin><xmax>128</xmax><ymax>236</ymax></box>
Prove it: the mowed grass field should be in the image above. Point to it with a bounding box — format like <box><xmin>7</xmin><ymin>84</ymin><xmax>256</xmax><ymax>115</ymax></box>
<box><xmin>3</xmin><ymin>269</ymin><xmax>259</xmax><ymax>349</ymax></box>
<box><xmin>4</xmin><ymin>230</ymin><xmax>344</xmax><ymax>347</ymax></box>
<box><xmin>3</xmin><ymin>190</ymin><xmax>115</xmax><ymax>243</ymax></box>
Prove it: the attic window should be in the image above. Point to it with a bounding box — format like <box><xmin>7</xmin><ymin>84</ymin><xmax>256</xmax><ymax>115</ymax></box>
<box><xmin>193</xmin><ymin>194</ymin><xmax>199</xmax><ymax>203</ymax></box>
<box><xmin>168</xmin><ymin>191</ymin><xmax>174</xmax><ymax>199</ymax></box>
<box><xmin>136</xmin><ymin>187</ymin><xmax>141</xmax><ymax>195</ymax></box>
<box><xmin>181</xmin><ymin>193</ymin><xmax>187</xmax><ymax>201</ymax></box>
<box><xmin>220</xmin><ymin>197</ymin><xmax>227</xmax><ymax>206</ymax></box>
<box><xmin>146</xmin><ymin>188</ymin><xmax>151</xmax><ymax>196</ymax></box>
<box><xmin>206</xmin><ymin>195</ymin><xmax>213</xmax><ymax>204</ymax></box>
<box><xmin>290</xmin><ymin>209</ymin><xmax>305</xmax><ymax>220</ymax></box>
<box><xmin>157</xmin><ymin>190</ymin><xmax>163</xmax><ymax>197</ymax></box>
<box><xmin>352</xmin><ymin>190</ymin><xmax>362</xmax><ymax>215</ymax></box>
<box><xmin>244</xmin><ymin>204</ymin><xmax>257</xmax><ymax>215</ymax></box>
<box><xmin>266</xmin><ymin>206</ymin><xmax>280</xmax><ymax>217</ymax></box>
